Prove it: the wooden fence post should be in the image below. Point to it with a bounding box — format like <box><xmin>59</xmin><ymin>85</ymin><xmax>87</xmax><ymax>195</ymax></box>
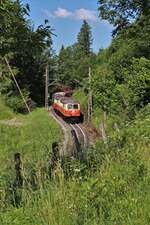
<box><xmin>99</xmin><ymin>108</ymin><xmax>108</xmax><ymax>144</ymax></box>
<box><xmin>12</xmin><ymin>153</ymin><xmax>23</xmax><ymax>207</ymax></box>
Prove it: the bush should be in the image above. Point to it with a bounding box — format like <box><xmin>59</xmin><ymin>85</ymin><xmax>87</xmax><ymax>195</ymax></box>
<box><xmin>4</xmin><ymin>89</ymin><xmax>29</xmax><ymax>113</ymax></box>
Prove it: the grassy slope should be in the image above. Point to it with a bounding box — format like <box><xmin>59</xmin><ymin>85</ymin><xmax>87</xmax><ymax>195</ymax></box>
<box><xmin>0</xmin><ymin>98</ymin><xmax>150</xmax><ymax>225</ymax></box>
<box><xmin>0</xmin><ymin>109</ymin><xmax>62</xmax><ymax>173</ymax></box>
<box><xmin>0</xmin><ymin>98</ymin><xmax>14</xmax><ymax>120</ymax></box>
<box><xmin>62</xmin><ymin>90</ymin><xmax>150</xmax><ymax>224</ymax></box>
<box><xmin>0</xmin><ymin>99</ymin><xmax>62</xmax><ymax>214</ymax></box>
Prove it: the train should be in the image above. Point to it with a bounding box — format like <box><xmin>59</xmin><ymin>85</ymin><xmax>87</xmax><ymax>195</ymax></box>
<box><xmin>52</xmin><ymin>92</ymin><xmax>83</xmax><ymax>123</ymax></box>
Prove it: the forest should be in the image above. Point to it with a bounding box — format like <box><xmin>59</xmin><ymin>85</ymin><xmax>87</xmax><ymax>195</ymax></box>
<box><xmin>0</xmin><ymin>0</ymin><xmax>150</xmax><ymax>224</ymax></box>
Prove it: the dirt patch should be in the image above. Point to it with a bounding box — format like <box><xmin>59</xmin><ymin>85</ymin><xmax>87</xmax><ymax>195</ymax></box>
<box><xmin>0</xmin><ymin>118</ymin><xmax>25</xmax><ymax>127</ymax></box>
<box><xmin>82</xmin><ymin>122</ymin><xmax>100</xmax><ymax>145</ymax></box>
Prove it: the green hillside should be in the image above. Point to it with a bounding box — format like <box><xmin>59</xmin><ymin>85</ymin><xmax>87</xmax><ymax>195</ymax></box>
<box><xmin>0</xmin><ymin>99</ymin><xmax>62</xmax><ymax>215</ymax></box>
<box><xmin>1</xmin><ymin>100</ymin><xmax>150</xmax><ymax>224</ymax></box>
<box><xmin>0</xmin><ymin>98</ymin><xmax>14</xmax><ymax>120</ymax></box>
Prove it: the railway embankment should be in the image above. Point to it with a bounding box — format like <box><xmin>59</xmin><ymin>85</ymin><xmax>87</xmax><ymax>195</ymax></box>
<box><xmin>49</xmin><ymin>107</ymin><xmax>83</xmax><ymax>156</ymax></box>
<box><xmin>49</xmin><ymin>107</ymin><xmax>73</xmax><ymax>156</ymax></box>
<box><xmin>49</xmin><ymin>106</ymin><xmax>99</xmax><ymax>158</ymax></box>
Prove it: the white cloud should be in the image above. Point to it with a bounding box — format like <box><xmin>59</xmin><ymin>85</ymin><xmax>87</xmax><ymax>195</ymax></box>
<box><xmin>74</xmin><ymin>8</ymin><xmax>98</xmax><ymax>22</ymax></box>
<box><xmin>42</xmin><ymin>7</ymin><xmax>99</xmax><ymax>22</ymax></box>
<box><xmin>54</xmin><ymin>8</ymin><xmax>72</xmax><ymax>18</ymax></box>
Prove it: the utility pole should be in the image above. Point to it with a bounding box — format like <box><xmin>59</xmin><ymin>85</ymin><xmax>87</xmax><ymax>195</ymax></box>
<box><xmin>45</xmin><ymin>65</ymin><xmax>49</xmax><ymax>109</ymax></box>
<box><xmin>88</xmin><ymin>67</ymin><xmax>92</xmax><ymax>122</ymax></box>
<box><xmin>5</xmin><ymin>57</ymin><xmax>31</xmax><ymax>113</ymax></box>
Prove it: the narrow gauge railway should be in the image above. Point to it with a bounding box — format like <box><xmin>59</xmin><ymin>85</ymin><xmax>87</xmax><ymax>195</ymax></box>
<box><xmin>69</xmin><ymin>123</ymin><xmax>87</xmax><ymax>149</ymax></box>
<box><xmin>50</xmin><ymin>92</ymin><xmax>88</xmax><ymax>155</ymax></box>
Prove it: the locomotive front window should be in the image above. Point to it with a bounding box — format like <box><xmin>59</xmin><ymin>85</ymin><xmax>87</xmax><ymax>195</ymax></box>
<box><xmin>67</xmin><ymin>104</ymin><xmax>73</xmax><ymax>110</ymax></box>
<box><xmin>74</xmin><ymin>104</ymin><xmax>78</xmax><ymax>109</ymax></box>
<box><xmin>67</xmin><ymin>104</ymin><xmax>79</xmax><ymax>110</ymax></box>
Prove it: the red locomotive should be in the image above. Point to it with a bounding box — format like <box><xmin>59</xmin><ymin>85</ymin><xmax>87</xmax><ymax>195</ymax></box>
<box><xmin>52</xmin><ymin>92</ymin><xmax>81</xmax><ymax>122</ymax></box>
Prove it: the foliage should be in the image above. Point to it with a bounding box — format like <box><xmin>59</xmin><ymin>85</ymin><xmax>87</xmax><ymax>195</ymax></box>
<box><xmin>4</xmin><ymin>91</ymin><xmax>28</xmax><ymax>113</ymax></box>
<box><xmin>93</xmin><ymin>55</ymin><xmax>150</xmax><ymax>117</ymax></box>
<box><xmin>98</xmin><ymin>0</ymin><xmax>150</xmax><ymax>35</ymax></box>
<box><xmin>92</xmin><ymin>12</ymin><xmax>150</xmax><ymax>118</ymax></box>
<box><xmin>92</xmin><ymin>65</ymin><xmax>115</xmax><ymax>111</ymax></box>
<box><xmin>0</xmin><ymin>0</ymin><xmax>55</xmax><ymax>106</ymax></box>
<box><xmin>57</xmin><ymin>45</ymin><xmax>75</xmax><ymax>87</ymax></box>
<box><xmin>125</xmin><ymin>57</ymin><xmax>150</xmax><ymax>109</ymax></box>
<box><xmin>57</xmin><ymin>20</ymin><xmax>94</xmax><ymax>88</ymax></box>
<box><xmin>73</xmin><ymin>89</ymin><xmax>88</xmax><ymax>113</ymax></box>
<box><xmin>77</xmin><ymin>20</ymin><xmax>93</xmax><ymax>57</ymax></box>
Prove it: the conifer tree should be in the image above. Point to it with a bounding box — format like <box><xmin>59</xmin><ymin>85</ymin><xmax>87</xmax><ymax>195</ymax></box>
<box><xmin>57</xmin><ymin>20</ymin><xmax>93</xmax><ymax>88</ymax></box>
<box><xmin>77</xmin><ymin>20</ymin><xmax>93</xmax><ymax>57</ymax></box>
<box><xmin>57</xmin><ymin>45</ymin><xmax>75</xmax><ymax>86</ymax></box>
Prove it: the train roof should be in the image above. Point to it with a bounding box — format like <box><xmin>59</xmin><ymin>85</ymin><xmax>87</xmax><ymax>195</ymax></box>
<box><xmin>53</xmin><ymin>92</ymin><xmax>65</xmax><ymax>100</ymax></box>
<box><xmin>55</xmin><ymin>92</ymin><xmax>65</xmax><ymax>96</ymax></box>
<box><xmin>60</xmin><ymin>97</ymin><xmax>79</xmax><ymax>104</ymax></box>
<box><xmin>53</xmin><ymin>92</ymin><xmax>79</xmax><ymax>104</ymax></box>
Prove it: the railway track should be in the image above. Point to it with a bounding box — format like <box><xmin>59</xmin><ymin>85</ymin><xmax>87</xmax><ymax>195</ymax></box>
<box><xmin>49</xmin><ymin>107</ymin><xmax>88</xmax><ymax>157</ymax></box>
<box><xmin>69</xmin><ymin>123</ymin><xmax>88</xmax><ymax>149</ymax></box>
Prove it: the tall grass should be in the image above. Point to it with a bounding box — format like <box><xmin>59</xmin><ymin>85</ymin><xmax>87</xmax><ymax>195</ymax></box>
<box><xmin>0</xmin><ymin>100</ymin><xmax>150</xmax><ymax>225</ymax></box>
<box><xmin>0</xmin><ymin>98</ymin><xmax>14</xmax><ymax>120</ymax></box>
<box><xmin>0</xmin><ymin>100</ymin><xmax>62</xmax><ymax>214</ymax></box>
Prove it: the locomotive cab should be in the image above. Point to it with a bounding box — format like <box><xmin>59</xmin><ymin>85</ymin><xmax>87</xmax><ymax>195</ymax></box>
<box><xmin>67</xmin><ymin>104</ymin><xmax>80</xmax><ymax>110</ymax></box>
<box><xmin>52</xmin><ymin>92</ymin><xmax>82</xmax><ymax>123</ymax></box>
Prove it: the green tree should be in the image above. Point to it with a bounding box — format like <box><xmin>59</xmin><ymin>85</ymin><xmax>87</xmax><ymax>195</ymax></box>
<box><xmin>77</xmin><ymin>20</ymin><xmax>93</xmax><ymax>57</ymax></box>
<box><xmin>125</xmin><ymin>57</ymin><xmax>150</xmax><ymax>109</ymax></box>
<box><xmin>0</xmin><ymin>0</ymin><xmax>54</xmax><ymax>107</ymax></box>
<box><xmin>57</xmin><ymin>20</ymin><xmax>94</xmax><ymax>89</ymax></box>
<box><xmin>92</xmin><ymin>64</ymin><xmax>116</xmax><ymax>112</ymax></box>
<box><xmin>98</xmin><ymin>0</ymin><xmax>150</xmax><ymax>34</ymax></box>
<box><xmin>72</xmin><ymin>20</ymin><xmax>93</xmax><ymax>86</ymax></box>
<box><xmin>57</xmin><ymin>45</ymin><xmax>75</xmax><ymax>87</ymax></box>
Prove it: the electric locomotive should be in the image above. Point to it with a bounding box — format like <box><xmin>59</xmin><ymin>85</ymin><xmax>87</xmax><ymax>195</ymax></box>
<box><xmin>52</xmin><ymin>92</ymin><xmax>81</xmax><ymax>122</ymax></box>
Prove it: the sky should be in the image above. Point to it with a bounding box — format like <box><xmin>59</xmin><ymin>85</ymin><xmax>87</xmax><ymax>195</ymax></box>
<box><xmin>22</xmin><ymin>0</ymin><xmax>113</xmax><ymax>54</ymax></box>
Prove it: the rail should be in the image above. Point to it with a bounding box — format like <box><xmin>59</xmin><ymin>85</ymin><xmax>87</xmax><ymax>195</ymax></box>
<box><xmin>49</xmin><ymin>107</ymin><xmax>88</xmax><ymax>157</ymax></box>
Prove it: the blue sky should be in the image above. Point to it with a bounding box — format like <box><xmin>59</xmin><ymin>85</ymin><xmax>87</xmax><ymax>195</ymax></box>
<box><xmin>22</xmin><ymin>0</ymin><xmax>113</xmax><ymax>54</ymax></box>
